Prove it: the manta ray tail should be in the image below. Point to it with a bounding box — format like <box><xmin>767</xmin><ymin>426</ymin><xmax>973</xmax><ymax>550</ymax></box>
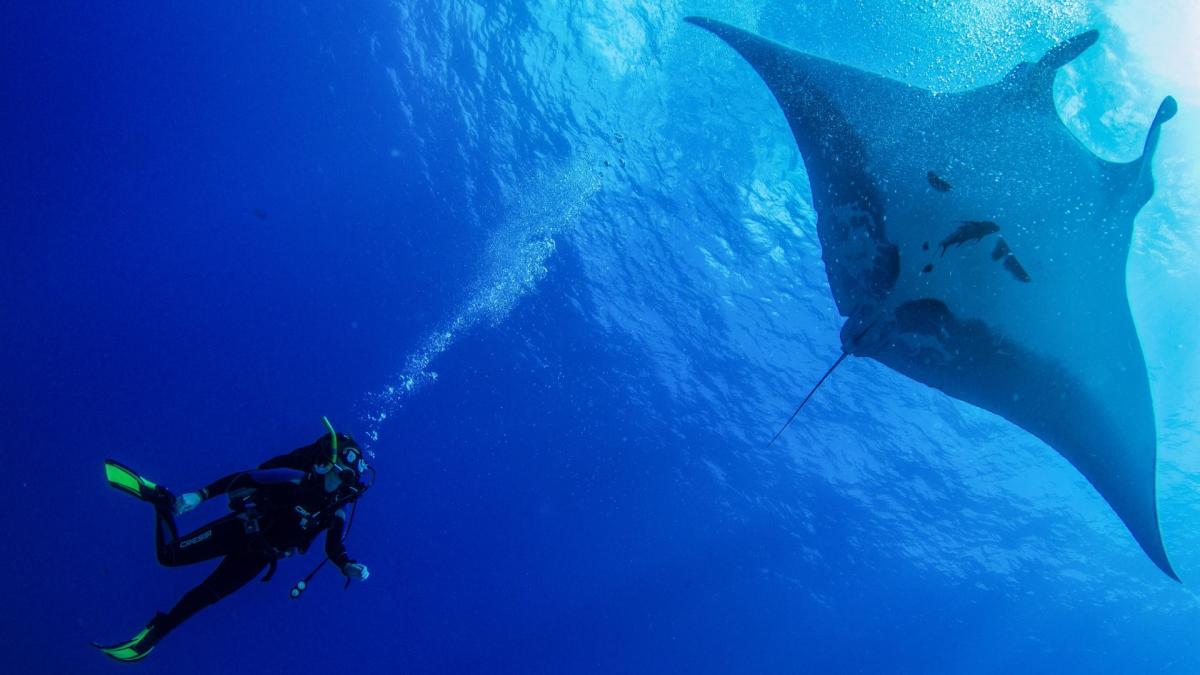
<box><xmin>768</xmin><ymin>351</ymin><xmax>849</xmax><ymax>447</ymax></box>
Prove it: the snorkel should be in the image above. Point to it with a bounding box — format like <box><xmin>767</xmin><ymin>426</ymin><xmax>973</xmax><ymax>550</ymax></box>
<box><xmin>319</xmin><ymin>416</ymin><xmax>370</xmax><ymax>487</ymax></box>
<box><xmin>322</xmin><ymin>415</ymin><xmax>340</xmax><ymax>465</ymax></box>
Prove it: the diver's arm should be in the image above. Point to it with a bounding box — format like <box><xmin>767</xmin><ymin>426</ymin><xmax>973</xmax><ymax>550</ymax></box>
<box><xmin>194</xmin><ymin>468</ymin><xmax>308</xmax><ymax>501</ymax></box>
<box><xmin>174</xmin><ymin>468</ymin><xmax>305</xmax><ymax>515</ymax></box>
<box><xmin>196</xmin><ymin>472</ymin><xmax>249</xmax><ymax>500</ymax></box>
<box><xmin>325</xmin><ymin>509</ymin><xmax>370</xmax><ymax>580</ymax></box>
<box><xmin>172</xmin><ymin>473</ymin><xmax>252</xmax><ymax>515</ymax></box>
<box><xmin>324</xmin><ymin>509</ymin><xmax>352</xmax><ymax>568</ymax></box>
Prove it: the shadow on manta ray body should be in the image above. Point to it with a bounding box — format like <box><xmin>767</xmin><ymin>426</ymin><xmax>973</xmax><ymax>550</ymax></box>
<box><xmin>687</xmin><ymin>16</ymin><xmax>1180</xmax><ymax>579</ymax></box>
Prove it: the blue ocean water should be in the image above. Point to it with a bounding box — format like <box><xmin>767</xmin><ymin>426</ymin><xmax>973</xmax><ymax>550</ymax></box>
<box><xmin>4</xmin><ymin>1</ymin><xmax>1199</xmax><ymax>673</ymax></box>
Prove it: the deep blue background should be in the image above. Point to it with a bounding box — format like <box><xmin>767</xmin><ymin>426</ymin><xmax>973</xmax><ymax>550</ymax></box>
<box><xmin>4</xmin><ymin>1</ymin><xmax>1198</xmax><ymax>673</ymax></box>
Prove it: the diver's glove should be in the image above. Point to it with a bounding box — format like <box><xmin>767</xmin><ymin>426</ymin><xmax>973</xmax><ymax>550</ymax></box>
<box><xmin>342</xmin><ymin>562</ymin><xmax>370</xmax><ymax>581</ymax></box>
<box><xmin>174</xmin><ymin>491</ymin><xmax>204</xmax><ymax>515</ymax></box>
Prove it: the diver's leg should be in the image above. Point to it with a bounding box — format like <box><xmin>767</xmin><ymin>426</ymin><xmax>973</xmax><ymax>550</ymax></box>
<box><xmin>156</xmin><ymin>514</ymin><xmax>246</xmax><ymax>567</ymax></box>
<box><xmin>149</xmin><ymin>551</ymin><xmax>271</xmax><ymax>647</ymax></box>
<box><xmin>99</xmin><ymin>550</ymin><xmax>271</xmax><ymax>660</ymax></box>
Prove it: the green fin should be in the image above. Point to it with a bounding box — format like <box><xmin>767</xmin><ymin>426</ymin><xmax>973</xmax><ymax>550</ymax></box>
<box><xmin>104</xmin><ymin>460</ymin><xmax>161</xmax><ymax>502</ymax></box>
<box><xmin>94</xmin><ymin>639</ymin><xmax>154</xmax><ymax>662</ymax></box>
<box><xmin>93</xmin><ymin>625</ymin><xmax>156</xmax><ymax>662</ymax></box>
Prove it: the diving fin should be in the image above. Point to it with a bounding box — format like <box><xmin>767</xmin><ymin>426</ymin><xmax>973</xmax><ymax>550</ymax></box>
<box><xmin>93</xmin><ymin>613</ymin><xmax>165</xmax><ymax>662</ymax></box>
<box><xmin>104</xmin><ymin>459</ymin><xmax>173</xmax><ymax>508</ymax></box>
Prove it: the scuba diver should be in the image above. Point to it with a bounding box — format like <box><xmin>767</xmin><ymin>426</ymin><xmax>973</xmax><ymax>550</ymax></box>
<box><xmin>94</xmin><ymin>417</ymin><xmax>375</xmax><ymax>662</ymax></box>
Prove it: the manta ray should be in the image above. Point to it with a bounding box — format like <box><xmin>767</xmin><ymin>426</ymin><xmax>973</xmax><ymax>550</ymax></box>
<box><xmin>687</xmin><ymin>17</ymin><xmax>1179</xmax><ymax>579</ymax></box>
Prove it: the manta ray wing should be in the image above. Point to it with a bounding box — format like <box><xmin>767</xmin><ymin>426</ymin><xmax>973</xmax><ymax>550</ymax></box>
<box><xmin>687</xmin><ymin>16</ymin><xmax>1179</xmax><ymax>579</ymax></box>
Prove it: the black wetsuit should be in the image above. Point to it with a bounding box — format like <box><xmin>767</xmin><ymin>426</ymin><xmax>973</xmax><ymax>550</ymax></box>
<box><xmin>148</xmin><ymin>449</ymin><xmax>361</xmax><ymax>646</ymax></box>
